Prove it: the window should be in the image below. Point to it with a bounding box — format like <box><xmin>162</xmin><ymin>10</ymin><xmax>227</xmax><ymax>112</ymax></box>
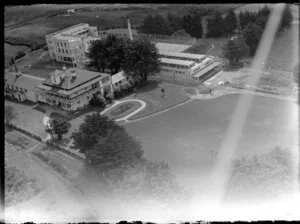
<box><xmin>64</xmin><ymin>43</ymin><xmax>67</xmax><ymax>47</ymax></box>
<box><xmin>58</xmin><ymin>49</ymin><xmax>61</xmax><ymax>53</ymax></box>
<box><xmin>66</xmin><ymin>50</ymin><xmax>68</xmax><ymax>54</ymax></box>
<box><xmin>24</xmin><ymin>89</ymin><xmax>27</xmax><ymax>93</ymax></box>
<box><xmin>57</xmin><ymin>42</ymin><xmax>59</xmax><ymax>46</ymax></box>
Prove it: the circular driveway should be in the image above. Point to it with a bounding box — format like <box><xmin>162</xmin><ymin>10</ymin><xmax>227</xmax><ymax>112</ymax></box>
<box><xmin>101</xmin><ymin>99</ymin><xmax>146</xmax><ymax>122</ymax></box>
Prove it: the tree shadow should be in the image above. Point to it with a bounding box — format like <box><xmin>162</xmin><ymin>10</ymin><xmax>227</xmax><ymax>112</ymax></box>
<box><xmin>223</xmin><ymin>61</ymin><xmax>245</xmax><ymax>72</ymax></box>
<box><xmin>135</xmin><ymin>80</ymin><xmax>161</xmax><ymax>94</ymax></box>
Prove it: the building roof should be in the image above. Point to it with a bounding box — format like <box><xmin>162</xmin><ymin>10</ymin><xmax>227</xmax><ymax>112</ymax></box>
<box><xmin>159</xmin><ymin>58</ymin><xmax>195</xmax><ymax>66</ymax></box>
<box><xmin>112</xmin><ymin>71</ymin><xmax>126</xmax><ymax>84</ymax></box>
<box><xmin>155</xmin><ymin>42</ymin><xmax>191</xmax><ymax>53</ymax></box>
<box><xmin>43</xmin><ymin>68</ymin><xmax>109</xmax><ymax>91</ymax></box>
<box><xmin>5</xmin><ymin>72</ymin><xmax>46</xmax><ymax>91</ymax></box>
<box><xmin>192</xmin><ymin>62</ymin><xmax>220</xmax><ymax>78</ymax></box>
<box><xmin>159</xmin><ymin>51</ymin><xmax>207</xmax><ymax>61</ymax></box>
<box><xmin>46</xmin><ymin>23</ymin><xmax>88</xmax><ymax>38</ymax></box>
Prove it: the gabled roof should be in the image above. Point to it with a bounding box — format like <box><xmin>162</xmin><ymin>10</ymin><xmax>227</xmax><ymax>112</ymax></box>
<box><xmin>5</xmin><ymin>72</ymin><xmax>45</xmax><ymax>91</ymax></box>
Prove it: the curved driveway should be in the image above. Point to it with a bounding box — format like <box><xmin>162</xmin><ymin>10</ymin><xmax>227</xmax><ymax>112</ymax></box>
<box><xmin>101</xmin><ymin>99</ymin><xmax>146</xmax><ymax>122</ymax></box>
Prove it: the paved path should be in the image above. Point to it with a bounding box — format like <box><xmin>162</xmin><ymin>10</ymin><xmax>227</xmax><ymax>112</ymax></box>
<box><xmin>101</xmin><ymin>99</ymin><xmax>146</xmax><ymax>122</ymax></box>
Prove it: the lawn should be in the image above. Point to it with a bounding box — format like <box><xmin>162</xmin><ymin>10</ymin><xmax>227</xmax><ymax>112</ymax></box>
<box><xmin>125</xmin><ymin>93</ymin><xmax>298</xmax><ymax>206</ymax></box>
<box><xmin>5</xmin><ymin>130</ymin><xmax>37</xmax><ymax>150</ymax></box>
<box><xmin>183</xmin><ymin>37</ymin><xmax>229</xmax><ymax>57</ymax></box>
<box><xmin>5</xmin><ymin>99</ymin><xmax>48</xmax><ymax>139</ymax></box>
<box><xmin>127</xmin><ymin>81</ymin><xmax>191</xmax><ymax>120</ymax></box>
<box><xmin>4</xmin><ymin>43</ymin><xmax>29</xmax><ymax>67</ymax></box>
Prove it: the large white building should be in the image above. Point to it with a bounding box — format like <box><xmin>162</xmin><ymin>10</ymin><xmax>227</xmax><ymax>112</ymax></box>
<box><xmin>155</xmin><ymin>42</ymin><xmax>221</xmax><ymax>83</ymax></box>
<box><xmin>45</xmin><ymin>23</ymin><xmax>100</xmax><ymax>67</ymax></box>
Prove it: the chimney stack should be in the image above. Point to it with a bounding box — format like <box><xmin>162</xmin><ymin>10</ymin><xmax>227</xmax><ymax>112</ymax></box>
<box><xmin>127</xmin><ymin>17</ymin><xmax>133</xmax><ymax>41</ymax></box>
<box><xmin>71</xmin><ymin>70</ymin><xmax>76</xmax><ymax>80</ymax></box>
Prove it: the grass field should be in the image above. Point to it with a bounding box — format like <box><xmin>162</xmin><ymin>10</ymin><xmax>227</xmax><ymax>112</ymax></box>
<box><xmin>4</xmin><ymin>43</ymin><xmax>29</xmax><ymax>66</ymax></box>
<box><xmin>128</xmin><ymin>81</ymin><xmax>190</xmax><ymax>120</ymax></box>
<box><xmin>4</xmin><ymin>4</ymin><xmax>244</xmax><ymax>47</ymax></box>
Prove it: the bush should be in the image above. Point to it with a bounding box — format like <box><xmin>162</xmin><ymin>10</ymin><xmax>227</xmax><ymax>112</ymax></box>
<box><xmin>90</xmin><ymin>94</ymin><xmax>106</xmax><ymax>108</ymax></box>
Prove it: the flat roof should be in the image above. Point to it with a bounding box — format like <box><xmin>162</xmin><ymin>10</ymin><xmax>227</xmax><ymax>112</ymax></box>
<box><xmin>46</xmin><ymin>23</ymin><xmax>88</xmax><ymax>38</ymax></box>
<box><xmin>193</xmin><ymin>62</ymin><xmax>220</xmax><ymax>78</ymax></box>
<box><xmin>155</xmin><ymin>42</ymin><xmax>191</xmax><ymax>53</ymax></box>
<box><xmin>160</xmin><ymin>58</ymin><xmax>195</xmax><ymax>66</ymax></box>
<box><xmin>159</xmin><ymin>51</ymin><xmax>207</xmax><ymax>60</ymax></box>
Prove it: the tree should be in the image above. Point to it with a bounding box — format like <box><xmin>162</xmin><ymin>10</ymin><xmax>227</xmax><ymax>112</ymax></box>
<box><xmin>167</xmin><ymin>12</ymin><xmax>182</xmax><ymax>33</ymax></box>
<box><xmin>189</xmin><ymin>14</ymin><xmax>203</xmax><ymax>38</ymax></box>
<box><xmin>71</xmin><ymin>112</ymin><xmax>123</xmax><ymax>153</ymax></box>
<box><xmin>278</xmin><ymin>4</ymin><xmax>293</xmax><ymax>32</ymax></box>
<box><xmin>180</xmin><ymin>14</ymin><xmax>193</xmax><ymax>36</ymax></box>
<box><xmin>112</xmin><ymin>159</ymin><xmax>187</xmax><ymax>204</ymax></box>
<box><xmin>238</xmin><ymin>10</ymin><xmax>257</xmax><ymax>30</ymax></box>
<box><xmin>87</xmin><ymin>35</ymin><xmax>126</xmax><ymax>74</ymax></box>
<box><xmin>122</xmin><ymin>37</ymin><xmax>160</xmax><ymax>85</ymax></box>
<box><xmin>5</xmin><ymin>105</ymin><xmax>18</xmax><ymax>125</ymax></box>
<box><xmin>206</xmin><ymin>11</ymin><xmax>225</xmax><ymax>37</ymax></box>
<box><xmin>242</xmin><ymin>22</ymin><xmax>263</xmax><ymax>56</ymax></box>
<box><xmin>171</xmin><ymin>29</ymin><xmax>191</xmax><ymax>39</ymax></box>
<box><xmin>153</xmin><ymin>14</ymin><xmax>171</xmax><ymax>35</ymax></box>
<box><xmin>223</xmin><ymin>36</ymin><xmax>250</xmax><ymax>65</ymax></box>
<box><xmin>50</xmin><ymin>118</ymin><xmax>71</xmax><ymax>141</ymax></box>
<box><xmin>224</xmin><ymin>9</ymin><xmax>238</xmax><ymax>34</ymax></box>
<box><xmin>139</xmin><ymin>14</ymin><xmax>155</xmax><ymax>34</ymax></box>
<box><xmin>87</xmin><ymin>40</ymin><xmax>107</xmax><ymax>73</ymax></box>
<box><xmin>85</xmin><ymin>128</ymin><xmax>144</xmax><ymax>181</ymax></box>
<box><xmin>254</xmin><ymin>5</ymin><xmax>271</xmax><ymax>31</ymax></box>
<box><xmin>90</xmin><ymin>93</ymin><xmax>106</xmax><ymax>108</ymax></box>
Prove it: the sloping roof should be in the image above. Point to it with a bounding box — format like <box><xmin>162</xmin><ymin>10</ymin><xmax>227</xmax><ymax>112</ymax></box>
<box><xmin>5</xmin><ymin>72</ymin><xmax>46</xmax><ymax>91</ymax></box>
<box><xmin>192</xmin><ymin>62</ymin><xmax>220</xmax><ymax>78</ymax></box>
<box><xmin>155</xmin><ymin>42</ymin><xmax>191</xmax><ymax>53</ymax></box>
<box><xmin>112</xmin><ymin>71</ymin><xmax>126</xmax><ymax>84</ymax></box>
<box><xmin>43</xmin><ymin>68</ymin><xmax>109</xmax><ymax>91</ymax></box>
<box><xmin>159</xmin><ymin>58</ymin><xmax>195</xmax><ymax>66</ymax></box>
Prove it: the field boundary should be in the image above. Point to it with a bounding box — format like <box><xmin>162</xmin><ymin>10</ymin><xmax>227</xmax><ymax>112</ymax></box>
<box><xmin>6</xmin><ymin>123</ymin><xmax>85</xmax><ymax>161</ymax></box>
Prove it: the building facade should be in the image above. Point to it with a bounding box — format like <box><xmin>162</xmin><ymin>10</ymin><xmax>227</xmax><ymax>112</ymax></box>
<box><xmin>5</xmin><ymin>72</ymin><xmax>46</xmax><ymax>102</ymax></box>
<box><xmin>36</xmin><ymin>68</ymin><xmax>113</xmax><ymax>112</ymax></box>
<box><xmin>46</xmin><ymin>23</ymin><xmax>100</xmax><ymax>67</ymax></box>
<box><xmin>155</xmin><ymin>46</ymin><xmax>220</xmax><ymax>83</ymax></box>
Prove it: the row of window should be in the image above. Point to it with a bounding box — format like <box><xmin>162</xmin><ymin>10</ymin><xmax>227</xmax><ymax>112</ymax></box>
<box><xmin>57</xmin><ymin>42</ymin><xmax>68</xmax><ymax>48</ymax></box>
<box><xmin>161</xmin><ymin>62</ymin><xmax>191</xmax><ymax>69</ymax></box>
<box><xmin>161</xmin><ymin>68</ymin><xmax>185</xmax><ymax>74</ymax></box>
<box><xmin>160</xmin><ymin>55</ymin><xmax>201</xmax><ymax>63</ymax></box>
<box><xmin>58</xmin><ymin>48</ymin><xmax>69</xmax><ymax>54</ymax></box>
<box><xmin>5</xmin><ymin>84</ymin><xmax>28</xmax><ymax>93</ymax></box>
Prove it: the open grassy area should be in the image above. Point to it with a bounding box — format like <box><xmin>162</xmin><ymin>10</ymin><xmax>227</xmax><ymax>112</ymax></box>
<box><xmin>4</xmin><ymin>43</ymin><xmax>29</xmax><ymax>66</ymax></box>
<box><xmin>226</xmin><ymin>147</ymin><xmax>295</xmax><ymax>203</ymax></box>
<box><xmin>5</xmin><ymin>130</ymin><xmax>37</xmax><ymax>150</ymax></box>
<box><xmin>128</xmin><ymin>81</ymin><xmax>190</xmax><ymax>120</ymax></box>
<box><xmin>5</xmin><ymin>4</ymin><xmax>244</xmax><ymax>48</ymax></box>
<box><xmin>5</xmin><ymin>162</ymin><xmax>40</xmax><ymax>207</ymax></box>
<box><xmin>183</xmin><ymin>37</ymin><xmax>229</xmax><ymax>57</ymax></box>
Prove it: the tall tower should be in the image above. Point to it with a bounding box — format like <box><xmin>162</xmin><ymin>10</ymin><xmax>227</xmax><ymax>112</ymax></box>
<box><xmin>127</xmin><ymin>17</ymin><xmax>133</xmax><ymax>41</ymax></box>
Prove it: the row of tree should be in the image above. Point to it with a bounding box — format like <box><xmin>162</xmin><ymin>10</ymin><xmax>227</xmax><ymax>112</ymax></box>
<box><xmin>238</xmin><ymin>4</ymin><xmax>293</xmax><ymax>33</ymax></box>
<box><xmin>87</xmin><ymin>35</ymin><xmax>160</xmax><ymax>85</ymax></box>
<box><xmin>138</xmin><ymin>5</ymin><xmax>293</xmax><ymax>39</ymax></box>
<box><xmin>139</xmin><ymin>13</ymin><xmax>204</xmax><ymax>38</ymax></box>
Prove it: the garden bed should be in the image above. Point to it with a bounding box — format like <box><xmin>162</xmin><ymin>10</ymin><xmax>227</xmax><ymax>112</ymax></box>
<box><xmin>104</xmin><ymin>101</ymin><xmax>142</xmax><ymax>120</ymax></box>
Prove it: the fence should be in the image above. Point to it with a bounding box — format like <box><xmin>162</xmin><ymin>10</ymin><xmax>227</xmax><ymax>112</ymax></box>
<box><xmin>6</xmin><ymin>123</ymin><xmax>85</xmax><ymax>161</ymax></box>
